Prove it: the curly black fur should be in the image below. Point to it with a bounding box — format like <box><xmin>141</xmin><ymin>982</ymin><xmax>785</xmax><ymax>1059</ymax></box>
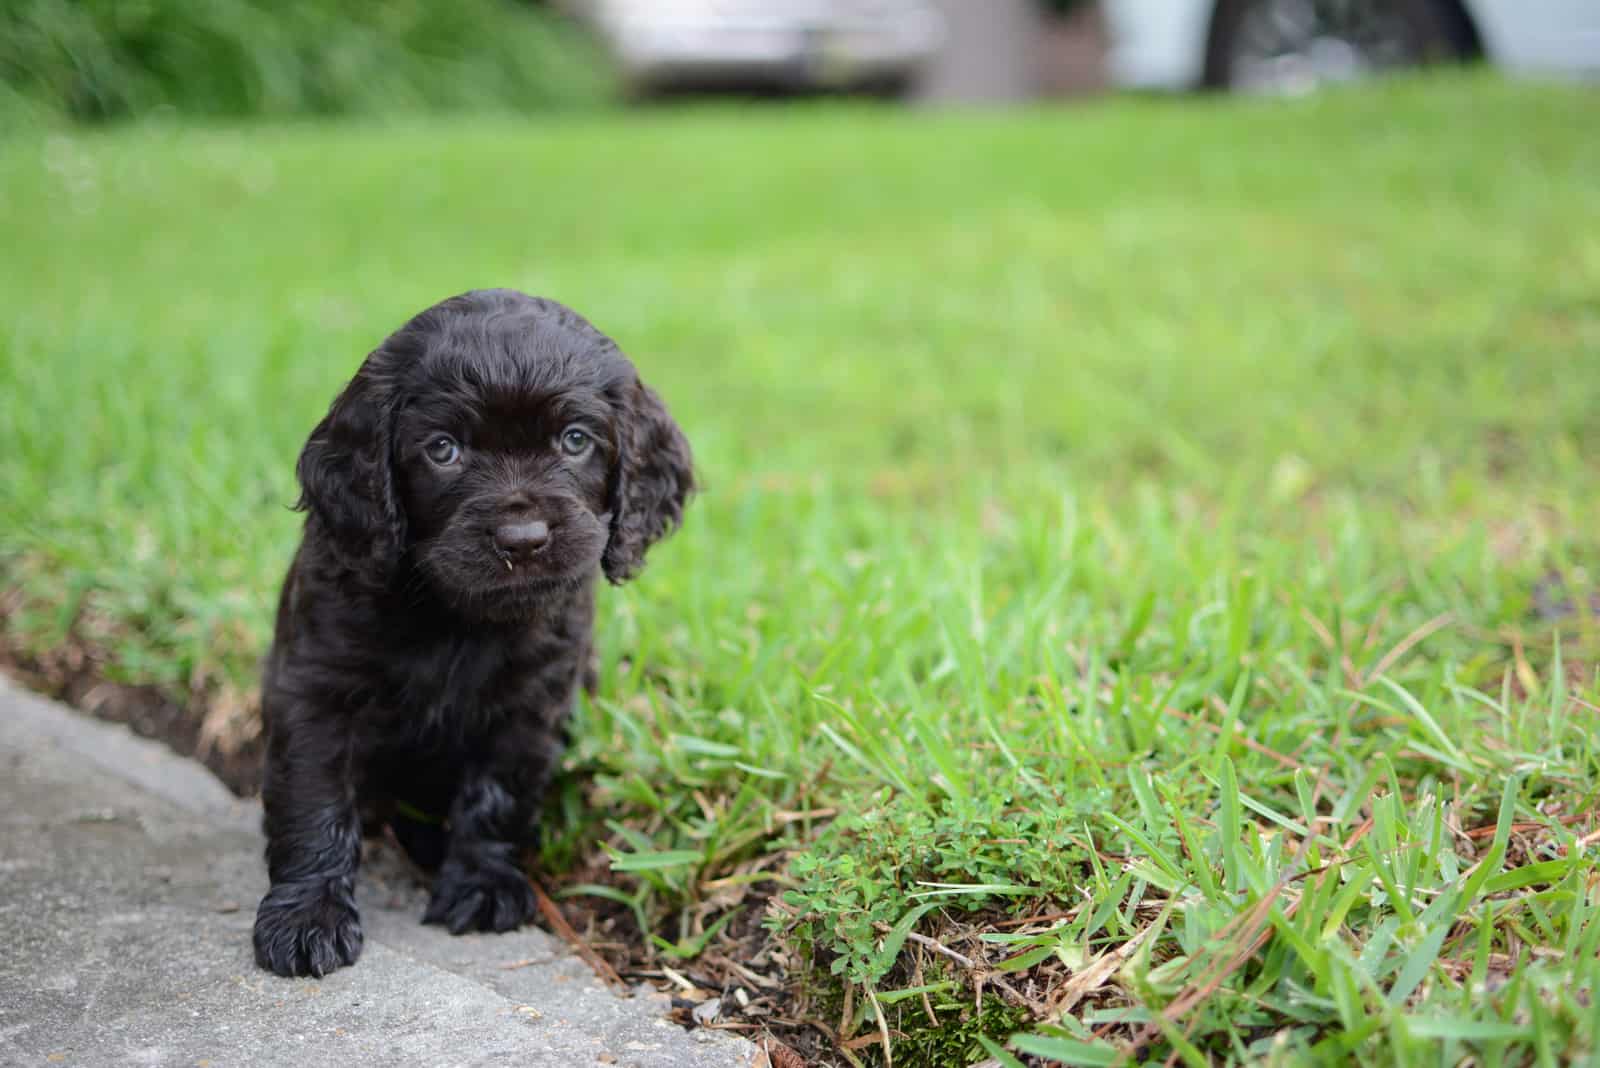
<box><xmin>252</xmin><ymin>289</ymin><xmax>692</xmax><ymax>978</ymax></box>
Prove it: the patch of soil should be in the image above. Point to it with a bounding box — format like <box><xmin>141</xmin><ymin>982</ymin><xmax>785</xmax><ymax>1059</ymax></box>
<box><xmin>1532</xmin><ymin>570</ymin><xmax>1600</xmax><ymax>623</ymax></box>
<box><xmin>535</xmin><ymin>827</ymin><xmax>825</xmax><ymax>1060</ymax></box>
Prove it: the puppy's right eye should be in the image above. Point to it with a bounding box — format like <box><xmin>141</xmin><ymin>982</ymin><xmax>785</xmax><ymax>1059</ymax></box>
<box><xmin>424</xmin><ymin>435</ymin><xmax>461</xmax><ymax>467</ymax></box>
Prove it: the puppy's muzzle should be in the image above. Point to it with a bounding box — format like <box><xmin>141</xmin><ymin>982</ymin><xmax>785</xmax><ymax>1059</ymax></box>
<box><xmin>493</xmin><ymin>518</ymin><xmax>550</xmax><ymax>566</ymax></box>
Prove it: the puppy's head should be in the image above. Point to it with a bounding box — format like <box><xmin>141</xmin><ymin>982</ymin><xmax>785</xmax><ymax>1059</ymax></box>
<box><xmin>295</xmin><ymin>289</ymin><xmax>692</xmax><ymax>617</ymax></box>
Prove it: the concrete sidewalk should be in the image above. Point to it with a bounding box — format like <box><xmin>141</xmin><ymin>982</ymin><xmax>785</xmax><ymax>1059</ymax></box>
<box><xmin>0</xmin><ymin>678</ymin><xmax>757</xmax><ymax>1068</ymax></box>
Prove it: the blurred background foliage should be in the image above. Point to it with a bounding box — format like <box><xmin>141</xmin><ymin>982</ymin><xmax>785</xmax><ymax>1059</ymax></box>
<box><xmin>0</xmin><ymin>0</ymin><xmax>613</xmax><ymax>123</ymax></box>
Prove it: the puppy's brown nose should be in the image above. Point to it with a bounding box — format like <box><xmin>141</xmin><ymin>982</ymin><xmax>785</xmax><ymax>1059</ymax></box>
<box><xmin>494</xmin><ymin>518</ymin><xmax>550</xmax><ymax>562</ymax></box>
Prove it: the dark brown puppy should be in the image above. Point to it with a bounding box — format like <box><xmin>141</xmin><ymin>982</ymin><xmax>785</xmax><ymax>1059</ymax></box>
<box><xmin>253</xmin><ymin>289</ymin><xmax>692</xmax><ymax>978</ymax></box>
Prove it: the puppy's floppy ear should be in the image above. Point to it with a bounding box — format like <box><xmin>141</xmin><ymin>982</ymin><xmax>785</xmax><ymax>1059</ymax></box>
<box><xmin>295</xmin><ymin>357</ymin><xmax>404</xmax><ymax>579</ymax></box>
<box><xmin>602</xmin><ymin>378</ymin><xmax>693</xmax><ymax>584</ymax></box>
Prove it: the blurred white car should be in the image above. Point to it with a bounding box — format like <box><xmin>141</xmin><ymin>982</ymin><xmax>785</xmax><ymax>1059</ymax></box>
<box><xmin>576</xmin><ymin>0</ymin><xmax>944</xmax><ymax>94</ymax></box>
<box><xmin>1103</xmin><ymin>0</ymin><xmax>1600</xmax><ymax>93</ymax></box>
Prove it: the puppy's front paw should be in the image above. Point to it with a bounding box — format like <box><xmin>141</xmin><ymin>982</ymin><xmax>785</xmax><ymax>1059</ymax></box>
<box><xmin>253</xmin><ymin>877</ymin><xmax>363</xmax><ymax>977</ymax></box>
<box><xmin>423</xmin><ymin>858</ymin><xmax>536</xmax><ymax>934</ymax></box>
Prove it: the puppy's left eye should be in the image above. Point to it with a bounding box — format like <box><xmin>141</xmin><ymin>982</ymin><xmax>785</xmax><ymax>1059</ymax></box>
<box><xmin>559</xmin><ymin>427</ymin><xmax>592</xmax><ymax>457</ymax></box>
<box><xmin>424</xmin><ymin>435</ymin><xmax>461</xmax><ymax>466</ymax></box>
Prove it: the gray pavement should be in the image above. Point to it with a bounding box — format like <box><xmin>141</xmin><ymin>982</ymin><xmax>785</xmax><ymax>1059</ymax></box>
<box><xmin>0</xmin><ymin>677</ymin><xmax>758</xmax><ymax>1068</ymax></box>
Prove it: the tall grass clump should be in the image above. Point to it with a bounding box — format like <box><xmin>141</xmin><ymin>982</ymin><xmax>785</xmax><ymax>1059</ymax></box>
<box><xmin>0</xmin><ymin>0</ymin><xmax>613</xmax><ymax>123</ymax></box>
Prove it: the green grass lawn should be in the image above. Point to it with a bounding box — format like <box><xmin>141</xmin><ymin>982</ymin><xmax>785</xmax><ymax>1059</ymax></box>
<box><xmin>3</xmin><ymin>74</ymin><xmax>1599</xmax><ymax>1065</ymax></box>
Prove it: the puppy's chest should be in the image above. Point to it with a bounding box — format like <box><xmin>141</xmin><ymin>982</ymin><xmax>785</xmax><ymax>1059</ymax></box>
<box><xmin>372</xmin><ymin>633</ymin><xmax>577</xmax><ymax>738</ymax></box>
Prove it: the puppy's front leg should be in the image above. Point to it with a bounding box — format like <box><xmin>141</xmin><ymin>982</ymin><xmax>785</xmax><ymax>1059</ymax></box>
<box><xmin>423</xmin><ymin>736</ymin><xmax>554</xmax><ymax>934</ymax></box>
<box><xmin>253</xmin><ymin>702</ymin><xmax>363</xmax><ymax>977</ymax></box>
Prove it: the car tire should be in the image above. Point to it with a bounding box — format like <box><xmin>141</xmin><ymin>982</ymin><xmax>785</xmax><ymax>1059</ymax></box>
<box><xmin>1202</xmin><ymin>0</ymin><xmax>1475</xmax><ymax>93</ymax></box>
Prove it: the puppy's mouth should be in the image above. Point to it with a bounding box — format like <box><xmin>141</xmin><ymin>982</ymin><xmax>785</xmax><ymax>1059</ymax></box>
<box><xmin>470</xmin><ymin>541</ymin><xmax>592</xmax><ymax>587</ymax></box>
<box><xmin>414</xmin><ymin>538</ymin><xmax>596</xmax><ymax>616</ymax></box>
<box><xmin>484</xmin><ymin>560</ymin><xmax>586</xmax><ymax>589</ymax></box>
<box><xmin>491</xmin><ymin>550</ymin><xmax>575</xmax><ymax>581</ymax></box>
<box><xmin>438</xmin><ymin>566</ymin><xmax>592</xmax><ymax>622</ymax></box>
